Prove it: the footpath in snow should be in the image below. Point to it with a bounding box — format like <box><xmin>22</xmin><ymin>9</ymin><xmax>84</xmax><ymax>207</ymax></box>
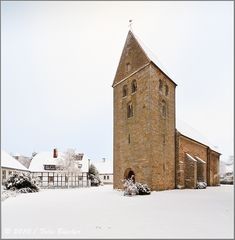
<box><xmin>1</xmin><ymin>184</ymin><xmax>234</xmax><ymax>238</ymax></box>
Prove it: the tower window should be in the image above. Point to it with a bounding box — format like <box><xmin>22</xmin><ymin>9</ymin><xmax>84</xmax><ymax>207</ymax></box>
<box><xmin>131</xmin><ymin>80</ymin><xmax>137</xmax><ymax>93</ymax></box>
<box><xmin>159</xmin><ymin>79</ymin><xmax>163</xmax><ymax>92</ymax></box>
<box><xmin>126</xmin><ymin>62</ymin><xmax>131</xmax><ymax>72</ymax></box>
<box><xmin>127</xmin><ymin>102</ymin><xmax>133</xmax><ymax>118</ymax></box>
<box><xmin>128</xmin><ymin>134</ymin><xmax>131</xmax><ymax>144</ymax></box>
<box><xmin>163</xmin><ymin>134</ymin><xmax>166</xmax><ymax>144</ymax></box>
<box><xmin>161</xmin><ymin>100</ymin><xmax>167</xmax><ymax>118</ymax></box>
<box><xmin>165</xmin><ymin>85</ymin><xmax>169</xmax><ymax>96</ymax></box>
<box><xmin>123</xmin><ymin>85</ymin><xmax>128</xmax><ymax>97</ymax></box>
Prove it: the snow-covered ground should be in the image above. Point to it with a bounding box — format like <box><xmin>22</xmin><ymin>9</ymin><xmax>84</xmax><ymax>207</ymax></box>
<box><xmin>2</xmin><ymin>185</ymin><xmax>234</xmax><ymax>239</ymax></box>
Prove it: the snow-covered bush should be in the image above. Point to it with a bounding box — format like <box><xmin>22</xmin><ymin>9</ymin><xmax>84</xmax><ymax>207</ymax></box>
<box><xmin>196</xmin><ymin>181</ymin><xmax>207</xmax><ymax>189</ymax></box>
<box><xmin>4</xmin><ymin>172</ymin><xmax>39</xmax><ymax>193</ymax></box>
<box><xmin>135</xmin><ymin>182</ymin><xmax>151</xmax><ymax>195</ymax></box>
<box><xmin>123</xmin><ymin>178</ymin><xmax>138</xmax><ymax>196</ymax></box>
<box><xmin>123</xmin><ymin>177</ymin><xmax>151</xmax><ymax>196</ymax></box>
<box><xmin>89</xmin><ymin>173</ymin><xmax>101</xmax><ymax>186</ymax></box>
<box><xmin>220</xmin><ymin>173</ymin><xmax>233</xmax><ymax>185</ymax></box>
<box><xmin>89</xmin><ymin>164</ymin><xmax>101</xmax><ymax>186</ymax></box>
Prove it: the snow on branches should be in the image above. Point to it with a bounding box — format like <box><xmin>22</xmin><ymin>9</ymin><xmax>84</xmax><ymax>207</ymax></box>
<box><xmin>123</xmin><ymin>176</ymin><xmax>151</xmax><ymax>196</ymax></box>
<box><xmin>196</xmin><ymin>181</ymin><xmax>207</xmax><ymax>189</ymax></box>
<box><xmin>4</xmin><ymin>172</ymin><xmax>39</xmax><ymax>193</ymax></box>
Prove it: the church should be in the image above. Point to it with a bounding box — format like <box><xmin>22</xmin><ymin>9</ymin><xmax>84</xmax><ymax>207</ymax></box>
<box><xmin>112</xmin><ymin>30</ymin><xmax>220</xmax><ymax>191</ymax></box>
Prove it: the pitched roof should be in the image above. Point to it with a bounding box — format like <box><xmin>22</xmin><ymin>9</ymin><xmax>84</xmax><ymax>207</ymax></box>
<box><xmin>28</xmin><ymin>151</ymin><xmax>64</xmax><ymax>172</ymax></box>
<box><xmin>186</xmin><ymin>153</ymin><xmax>197</xmax><ymax>162</ymax></box>
<box><xmin>92</xmin><ymin>160</ymin><xmax>113</xmax><ymax>174</ymax></box>
<box><xmin>195</xmin><ymin>156</ymin><xmax>206</xmax><ymax>164</ymax></box>
<box><xmin>131</xmin><ymin>31</ymin><xmax>177</xmax><ymax>86</ymax></box>
<box><xmin>112</xmin><ymin>31</ymin><xmax>177</xmax><ymax>87</ymax></box>
<box><xmin>1</xmin><ymin>150</ymin><xmax>29</xmax><ymax>171</ymax></box>
<box><xmin>176</xmin><ymin>118</ymin><xmax>220</xmax><ymax>153</ymax></box>
<box><xmin>29</xmin><ymin>151</ymin><xmax>90</xmax><ymax>173</ymax></box>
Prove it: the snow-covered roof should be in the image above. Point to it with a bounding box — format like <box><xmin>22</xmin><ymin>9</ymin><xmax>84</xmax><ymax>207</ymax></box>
<box><xmin>225</xmin><ymin>164</ymin><xmax>234</xmax><ymax>174</ymax></box>
<box><xmin>176</xmin><ymin>118</ymin><xmax>220</xmax><ymax>153</ymax></box>
<box><xmin>80</xmin><ymin>155</ymin><xmax>89</xmax><ymax>173</ymax></box>
<box><xmin>92</xmin><ymin>160</ymin><xmax>113</xmax><ymax>174</ymax></box>
<box><xmin>1</xmin><ymin>150</ymin><xmax>29</xmax><ymax>171</ymax></box>
<box><xmin>29</xmin><ymin>151</ymin><xmax>89</xmax><ymax>173</ymax></box>
<box><xmin>195</xmin><ymin>156</ymin><xmax>206</xmax><ymax>164</ymax></box>
<box><xmin>29</xmin><ymin>151</ymin><xmax>64</xmax><ymax>172</ymax></box>
<box><xmin>220</xmin><ymin>161</ymin><xmax>234</xmax><ymax>175</ymax></box>
<box><xmin>132</xmin><ymin>31</ymin><xmax>175</xmax><ymax>85</ymax></box>
<box><xmin>186</xmin><ymin>153</ymin><xmax>197</xmax><ymax>162</ymax></box>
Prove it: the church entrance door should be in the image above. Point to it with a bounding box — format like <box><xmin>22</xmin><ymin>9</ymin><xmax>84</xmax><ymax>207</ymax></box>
<box><xmin>124</xmin><ymin>168</ymin><xmax>135</xmax><ymax>183</ymax></box>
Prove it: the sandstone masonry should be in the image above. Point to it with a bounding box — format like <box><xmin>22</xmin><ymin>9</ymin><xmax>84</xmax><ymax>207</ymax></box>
<box><xmin>113</xmin><ymin>31</ymin><xmax>220</xmax><ymax>191</ymax></box>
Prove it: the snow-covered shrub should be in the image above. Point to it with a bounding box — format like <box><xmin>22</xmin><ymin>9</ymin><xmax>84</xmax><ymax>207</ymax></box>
<box><xmin>5</xmin><ymin>172</ymin><xmax>39</xmax><ymax>193</ymax></box>
<box><xmin>17</xmin><ymin>187</ymin><xmax>35</xmax><ymax>193</ymax></box>
<box><xmin>88</xmin><ymin>164</ymin><xmax>101</xmax><ymax>186</ymax></box>
<box><xmin>89</xmin><ymin>174</ymin><xmax>101</xmax><ymax>186</ymax></box>
<box><xmin>123</xmin><ymin>177</ymin><xmax>151</xmax><ymax>196</ymax></box>
<box><xmin>1</xmin><ymin>189</ymin><xmax>18</xmax><ymax>201</ymax></box>
<box><xmin>135</xmin><ymin>182</ymin><xmax>151</xmax><ymax>195</ymax></box>
<box><xmin>123</xmin><ymin>178</ymin><xmax>138</xmax><ymax>196</ymax></box>
<box><xmin>196</xmin><ymin>181</ymin><xmax>207</xmax><ymax>189</ymax></box>
<box><xmin>220</xmin><ymin>174</ymin><xmax>233</xmax><ymax>185</ymax></box>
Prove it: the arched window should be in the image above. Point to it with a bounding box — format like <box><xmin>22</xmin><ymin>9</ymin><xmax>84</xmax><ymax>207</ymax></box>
<box><xmin>123</xmin><ymin>85</ymin><xmax>128</xmax><ymax>97</ymax></box>
<box><xmin>159</xmin><ymin>79</ymin><xmax>163</xmax><ymax>92</ymax></box>
<box><xmin>126</xmin><ymin>62</ymin><xmax>131</xmax><ymax>72</ymax></box>
<box><xmin>165</xmin><ymin>84</ymin><xmax>169</xmax><ymax>96</ymax></box>
<box><xmin>127</xmin><ymin>102</ymin><xmax>133</xmax><ymax>118</ymax></box>
<box><xmin>131</xmin><ymin>80</ymin><xmax>137</xmax><ymax>93</ymax></box>
<box><xmin>161</xmin><ymin>100</ymin><xmax>167</xmax><ymax>118</ymax></box>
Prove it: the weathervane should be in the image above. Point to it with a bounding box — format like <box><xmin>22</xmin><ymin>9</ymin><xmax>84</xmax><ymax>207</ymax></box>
<box><xmin>128</xmin><ymin>19</ymin><xmax>133</xmax><ymax>31</ymax></box>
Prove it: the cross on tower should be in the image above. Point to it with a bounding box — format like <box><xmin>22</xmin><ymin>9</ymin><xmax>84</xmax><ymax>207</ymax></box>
<box><xmin>128</xmin><ymin>20</ymin><xmax>133</xmax><ymax>31</ymax></box>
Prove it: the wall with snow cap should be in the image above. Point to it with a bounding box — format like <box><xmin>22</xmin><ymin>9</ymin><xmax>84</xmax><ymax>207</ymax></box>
<box><xmin>176</xmin><ymin>133</ymin><xmax>220</xmax><ymax>188</ymax></box>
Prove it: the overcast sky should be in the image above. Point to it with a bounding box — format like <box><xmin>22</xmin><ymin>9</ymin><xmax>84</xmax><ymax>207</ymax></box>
<box><xmin>1</xmin><ymin>1</ymin><xmax>233</xmax><ymax>162</ymax></box>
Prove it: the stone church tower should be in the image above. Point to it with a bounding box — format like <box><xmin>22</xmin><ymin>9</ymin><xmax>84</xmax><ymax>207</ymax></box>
<box><xmin>112</xmin><ymin>31</ymin><xmax>177</xmax><ymax>191</ymax></box>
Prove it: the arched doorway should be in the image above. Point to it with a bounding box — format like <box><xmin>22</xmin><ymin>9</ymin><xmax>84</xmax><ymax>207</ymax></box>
<box><xmin>124</xmin><ymin>168</ymin><xmax>135</xmax><ymax>183</ymax></box>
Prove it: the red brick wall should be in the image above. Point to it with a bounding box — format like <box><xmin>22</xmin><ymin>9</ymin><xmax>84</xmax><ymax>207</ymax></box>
<box><xmin>185</xmin><ymin>154</ymin><xmax>197</xmax><ymax>188</ymax></box>
<box><xmin>208</xmin><ymin>150</ymin><xmax>220</xmax><ymax>186</ymax></box>
<box><xmin>176</xmin><ymin>134</ymin><xmax>208</xmax><ymax>188</ymax></box>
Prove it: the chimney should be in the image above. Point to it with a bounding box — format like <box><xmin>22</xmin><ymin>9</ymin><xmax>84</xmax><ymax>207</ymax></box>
<box><xmin>53</xmin><ymin>148</ymin><xmax>58</xmax><ymax>158</ymax></box>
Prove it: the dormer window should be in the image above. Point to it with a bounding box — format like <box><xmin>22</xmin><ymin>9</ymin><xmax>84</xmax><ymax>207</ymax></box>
<box><xmin>44</xmin><ymin>165</ymin><xmax>56</xmax><ymax>170</ymax></box>
<box><xmin>126</xmin><ymin>62</ymin><xmax>131</xmax><ymax>72</ymax></box>
<box><xmin>131</xmin><ymin>80</ymin><xmax>137</xmax><ymax>93</ymax></box>
<box><xmin>123</xmin><ymin>85</ymin><xmax>128</xmax><ymax>97</ymax></box>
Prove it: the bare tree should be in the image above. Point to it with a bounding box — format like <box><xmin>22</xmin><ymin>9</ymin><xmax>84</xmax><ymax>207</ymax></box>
<box><xmin>58</xmin><ymin>148</ymin><xmax>81</xmax><ymax>188</ymax></box>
